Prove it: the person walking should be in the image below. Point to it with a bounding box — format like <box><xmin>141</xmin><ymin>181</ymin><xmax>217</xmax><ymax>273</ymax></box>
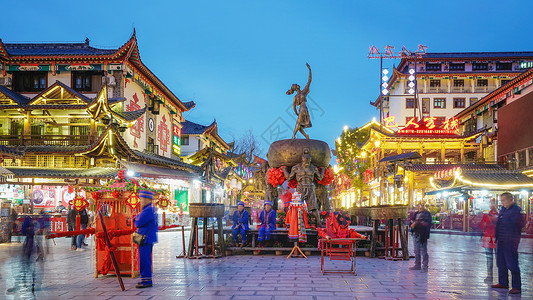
<box><xmin>76</xmin><ymin>208</ymin><xmax>89</xmax><ymax>251</ymax></box>
<box><xmin>480</xmin><ymin>204</ymin><xmax>498</xmax><ymax>282</ymax></box>
<box><xmin>66</xmin><ymin>206</ymin><xmax>78</xmax><ymax>250</ymax></box>
<box><xmin>134</xmin><ymin>190</ymin><xmax>158</xmax><ymax>289</ymax></box>
<box><xmin>491</xmin><ymin>192</ymin><xmax>525</xmax><ymax>295</ymax></box>
<box><xmin>409</xmin><ymin>203</ymin><xmax>432</xmax><ymax>273</ymax></box>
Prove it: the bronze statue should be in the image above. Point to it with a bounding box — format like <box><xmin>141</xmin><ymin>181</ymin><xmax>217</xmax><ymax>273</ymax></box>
<box><xmin>315</xmin><ymin>183</ymin><xmax>331</xmax><ymax>212</ymax></box>
<box><xmin>282</xmin><ymin>149</ymin><xmax>325</xmax><ymax>226</ymax></box>
<box><xmin>286</xmin><ymin>63</ymin><xmax>312</xmax><ymax>139</ymax></box>
<box><xmin>260</xmin><ymin>161</ymin><xmax>279</xmax><ymax>211</ymax></box>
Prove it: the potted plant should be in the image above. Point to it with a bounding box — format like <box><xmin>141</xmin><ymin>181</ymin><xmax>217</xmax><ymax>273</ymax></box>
<box><xmin>225</xmin><ymin>235</ymin><xmax>235</xmax><ymax>256</ymax></box>
<box><xmin>273</xmin><ymin>241</ymin><xmax>284</xmax><ymax>256</ymax></box>
<box><xmin>276</xmin><ymin>211</ymin><xmax>286</xmax><ymax>228</ymax></box>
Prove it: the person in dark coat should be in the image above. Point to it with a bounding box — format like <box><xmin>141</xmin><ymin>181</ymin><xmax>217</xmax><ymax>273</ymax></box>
<box><xmin>76</xmin><ymin>208</ymin><xmax>89</xmax><ymax>250</ymax></box>
<box><xmin>409</xmin><ymin>203</ymin><xmax>432</xmax><ymax>272</ymax></box>
<box><xmin>134</xmin><ymin>190</ymin><xmax>158</xmax><ymax>289</ymax></box>
<box><xmin>232</xmin><ymin>201</ymin><xmax>249</xmax><ymax>247</ymax></box>
<box><xmin>258</xmin><ymin>201</ymin><xmax>276</xmax><ymax>246</ymax></box>
<box><xmin>491</xmin><ymin>192</ymin><xmax>525</xmax><ymax>294</ymax></box>
<box><xmin>66</xmin><ymin>206</ymin><xmax>78</xmax><ymax>250</ymax></box>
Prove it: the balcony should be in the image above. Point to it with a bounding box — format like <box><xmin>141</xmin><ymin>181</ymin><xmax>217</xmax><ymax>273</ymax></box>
<box><xmin>427</xmin><ymin>87</ymin><xmax>448</xmax><ymax>93</ymax></box>
<box><xmin>474</xmin><ymin>86</ymin><xmax>497</xmax><ymax>93</ymax></box>
<box><xmin>451</xmin><ymin>87</ymin><xmax>472</xmax><ymax>93</ymax></box>
<box><xmin>0</xmin><ymin>135</ymin><xmax>91</xmax><ymax>146</ymax></box>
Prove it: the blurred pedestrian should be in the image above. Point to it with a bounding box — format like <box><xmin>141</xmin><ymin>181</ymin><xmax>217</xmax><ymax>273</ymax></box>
<box><xmin>76</xmin><ymin>208</ymin><xmax>89</xmax><ymax>251</ymax></box>
<box><xmin>8</xmin><ymin>206</ymin><xmax>18</xmax><ymax>243</ymax></box>
<box><xmin>409</xmin><ymin>203</ymin><xmax>432</xmax><ymax>273</ymax></box>
<box><xmin>480</xmin><ymin>204</ymin><xmax>498</xmax><ymax>282</ymax></box>
<box><xmin>134</xmin><ymin>190</ymin><xmax>158</xmax><ymax>288</ymax></box>
<box><xmin>66</xmin><ymin>206</ymin><xmax>78</xmax><ymax>250</ymax></box>
<box><xmin>491</xmin><ymin>192</ymin><xmax>525</xmax><ymax>294</ymax></box>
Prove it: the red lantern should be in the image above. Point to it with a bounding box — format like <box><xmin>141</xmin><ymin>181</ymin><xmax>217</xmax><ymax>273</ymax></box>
<box><xmin>69</xmin><ymin>195</ymin><xmax>89</xmax><ymax>211</ymax></box>
<box><xmin>126</xmin><ymin>192</ymin><xmax>140</xmax><ymax>209</ymax></box>
<box><xmin>67</xmin><ymin>185</ymin><xmax>74</xmax><ymax>194</ymax></box>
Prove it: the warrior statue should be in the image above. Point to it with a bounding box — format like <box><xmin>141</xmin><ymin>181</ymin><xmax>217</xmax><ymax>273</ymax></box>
<box><xmin>286</xmin><ymin>63</ymin><xmax>312</xmax><ymax>139</ymax></box>
<box><xmin>260</xmin><ymin>161</ymin><xmax>278</xmax><ymax>211</ymax></box>
<box><xmin>282</xmin><ymin>149</ymin><xmax>325</xmax><ymax>226</ymax></box>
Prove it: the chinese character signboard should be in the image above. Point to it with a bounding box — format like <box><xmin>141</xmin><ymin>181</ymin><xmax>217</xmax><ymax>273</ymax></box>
<box><xmin>394</xmin><ymin>117</ymin><xmax>460</xmax><ymax>135</ymax></box>
<box><xmin>172</xmin><ymin>124</ymin><xmax>181</xmax><ymax>156</ymax></box>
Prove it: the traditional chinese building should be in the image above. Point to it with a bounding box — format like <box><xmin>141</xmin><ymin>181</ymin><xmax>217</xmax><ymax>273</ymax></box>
<box><xmin>372</xmin><ymin>52</ymin><xmax>533</xmax><ymax>127</ymax></box>
<box><xmin>0</xmin><ymin>32</ymin><xmax>201</xmax><ymax>214</ymax></box>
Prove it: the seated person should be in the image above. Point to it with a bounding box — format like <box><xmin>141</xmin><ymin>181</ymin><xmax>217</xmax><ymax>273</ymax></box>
<box><xmin>232</xmin><ymin>201</ymin><xmax>249</xmax><ymax>247</ymax></box>
<box><xmin>258</xmin><ymin>201</ymin><xmax>277</xmax><ymax>246</ymax></box>
<box><xmin>317</xmin><ymin>211</ymin><xmax>367</xmax><ymax>240</ymax></box>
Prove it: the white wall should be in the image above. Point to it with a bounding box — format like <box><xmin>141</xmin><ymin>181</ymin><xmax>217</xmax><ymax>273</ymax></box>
<box><xmin>122</xmin><ymin>78</ymin><xmax>147</xmax><ymax>151</ymax></box>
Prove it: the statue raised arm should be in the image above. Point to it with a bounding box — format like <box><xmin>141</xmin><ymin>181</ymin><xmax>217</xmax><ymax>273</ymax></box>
<box><xmin>286</xmin><ymin>63</ymin><xmax>313</xmax><ymax>139</ymax></box>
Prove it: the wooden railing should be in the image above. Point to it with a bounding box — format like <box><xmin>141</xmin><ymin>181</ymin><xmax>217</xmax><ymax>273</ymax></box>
<box><xmin>0</xmin><ymin>135</ymin><xmax>91</xmax><ymax>146</ymax></box>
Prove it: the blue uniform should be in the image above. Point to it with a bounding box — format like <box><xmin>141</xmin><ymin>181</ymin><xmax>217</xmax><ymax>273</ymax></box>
<box><xmin>495</xmin><ymin>204</ymin><xmax>524</xmax><ymax>290</ymax></box>
<box><xmin>258</xmin><ymin>209</ymin><xmax>276</xmax><ymax>241</ymax></box>
<box><xmin>134</xmin><ymin>203</ymin><xmax>158</xmax><ymax>285</ymax></box>
<box><xmin>232</xmin><ymin>209</ymin><xmax>249</xmax><ymax>243</ymax></box>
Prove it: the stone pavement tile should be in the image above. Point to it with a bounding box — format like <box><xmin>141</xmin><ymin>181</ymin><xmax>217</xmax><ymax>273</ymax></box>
<box><xmin>232</xmin><ymin>297</ymin><xmax>272</xmax><ymax>300</ymax></box>
<box><xmin>216</xmin><ymin>290</ymin><xmax>257</xmax><ymax>296</ymax></box>
<box><xmin>150</xmin><ymin>297</ymin><xmax>190</xmax><ymax>300</ymax></box>
<box><xmin>273</xmin><ymin>296</ymin><xmax>314</xmax><ymax>300</ymax></box>
<box><xmin>189</xmin><ymin>296</ymin><xmax>232</xmax><ymax>300</ymax></box>
<box><xmin>295</xmin><ymin>291</ymin><xmax>338</xmax><ymax>296</ymax></box>
<box><xmin>108</xmin><ymin>296</ymin><xmax>158</xmax><ymax>300</ymax></box>
<box><xmin>256</xmin><ymin>290</ymin><xmax>296</xmax><ymax>296</ymax></box>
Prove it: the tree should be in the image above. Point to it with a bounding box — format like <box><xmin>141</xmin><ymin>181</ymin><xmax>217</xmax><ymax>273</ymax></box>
<box><xmin>232</xmin><ymin>129</ymin><xmax>264</xmax><ymax>165</ymax></box>
<box><xmin>335</xmin><ymin>126</ymin><xmax>370</xmax><ymax>190</ymax></box>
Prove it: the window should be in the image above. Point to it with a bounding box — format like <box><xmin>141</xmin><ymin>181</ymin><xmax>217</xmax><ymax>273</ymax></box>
<box><xmin>501</xmin><ymin>79</ymin><xmax>511</xmax><ymax>86</ymax></box>
<box><xmin>453</xmin><ymin>98</ymin><xmax>465</xmax><ymax>108</ymax></box>
<box><xmin>472</xmin><ymin>63</ymin><xmax>488</xmax><ymax>71</ymax></box>
<box><xmin>529</xmin><ymin>148</ymin><xmax>533</xmax><ymax>167</ymax></box>
<box><xmin>405</xmin><ymin>98</ymin><xmax>417</xmax><ymax>109</ymax></box>
<box><xmin>453</xmin><ymin>79</ymin><xmax>464</xmax><ymax>87</ymax></box>
<box><xmin>426</xmin><ymin>63</ymin><xmax>441</xmax><ymax>71</ymax></box>
<box><xmin>72</xmin><ymin>72</ymin><xmax>92</xmax><ymax>91</ymax></box>
<box><xmin>147</xmin><ymin>137</ymin><xmax>155</xmax><ymax>154</ymax></box>
<box><xmin>12</xmin><ymin>71</ymin><xmax>47</xmax><ymax>92</ymax></box>
<box><xmin>476</xmin><ymin>79</ymin><xmax>488</xmax><ymax>87</ymax></box>
<box><xmin>496</xmin><ymin>63</ymin><xmax>512</xmax><ymax>70</ymax></box>
<box><xmin>429</xmin><ymin>79</ymin><xmax>441</xmax><ymax>87</ymax></box>
<box><xmin>435</xmin><ymin>117</ymin><xmax>446</xmax><ymax>127</ymax></box>
<box><xmin>518</xmin><ymin>150</ymin><xmax>526</xmax><ymax>168</ymax></box>
<box><xmin>422</xmin><ymin>98</ymin><xmax>430</xmax><ymax>114</ymax></box>
<box><xmin>434</xmin><ymin>98</ymin><xmax>446</xmax><ymax>109</ymax></box>
<box><xmin>181</xmin><ymin>135</ymin><xmax>190</xmax><ymax>145</ymax></box>
<box><xmin>449</xmin><ymin>63</ymin><xmax>465</xmax><ymax>71</ymax></box>
<box><xmin>469</xmin><ymin>98</ymin><xmax>478</xmax><ymax>106</ymax></box>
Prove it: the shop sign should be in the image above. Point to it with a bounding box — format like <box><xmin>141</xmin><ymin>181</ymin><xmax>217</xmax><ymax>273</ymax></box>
<box><xmin>7</xmin><ymin>64</ymin><xmax>51</xmax><ymax>71</ymax></box>
<box><xmin>434</xmin><ymin>166</ymin><xmax>460</xmax><ymax>180</ymax></box>
<box><xmin>172</xmin><ymin>124</ymin><xmax>181</xmax><ymax>156</ymax></box>
<box><xmin>58</xmin><ymin>64</ymin><xmax>102</xmax><ymax>71</ymax></box>
<box><xmin>393</xmin><ymin>116</ymin><xmax>460</xmax><ymax>135</ymax></box>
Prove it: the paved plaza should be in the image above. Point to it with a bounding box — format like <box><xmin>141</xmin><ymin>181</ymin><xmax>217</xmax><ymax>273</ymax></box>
<box><xmin>0</xmin><ymin>231</ymin><xmax>531</xmax><ymax>300</ymax></box>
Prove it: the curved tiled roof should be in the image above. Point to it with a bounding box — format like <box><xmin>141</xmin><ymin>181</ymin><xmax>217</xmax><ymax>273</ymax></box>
<box><xmin>181</xmin><ymin>120</ymin><xmax>214</xmax><ymax>135</ymax></box>
<box><xmin>7</xmin><ymin>167</ymin><xmax>119</xmax><ymax>178</ymax></box>
<box><xmin>3</xmin><ymin>42</ymin><xmax>117</xmax><ymax>56</ymax></box>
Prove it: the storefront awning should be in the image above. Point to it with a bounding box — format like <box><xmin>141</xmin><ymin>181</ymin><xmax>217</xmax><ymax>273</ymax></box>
<box><xmin>0</xmin><ymin>166</ymin><xmax>14</xmax><ymax>182</ymax></box>
<box><xmin>380</xmin><ymin>152</ymin><xmax>422</xmax><ymax>163</ymax></box>
<box><xmin>118</xmin><ymin>160</ymin><xmax>199</xmax><ymax>180</ymax></box>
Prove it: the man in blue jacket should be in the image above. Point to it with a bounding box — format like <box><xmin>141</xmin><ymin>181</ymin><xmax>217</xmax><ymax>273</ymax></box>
<box><xmin>258</xmin><ymin>200</ymin><xmax>276</xmax><ymax>246</ymax></box>
<box><xmin>134</xmin><ymin>190</ymin><xmax>158</xmax><ymax>289</ymax></box>
<box><xmin>491</xmin><ymin>192</ymin><xmax>525</xmax><ymax>295</ymax></box>
<box><xmin>232</xmin><ymin>201</ymin><xmax>249</xmax><ymax>247</ymax></box>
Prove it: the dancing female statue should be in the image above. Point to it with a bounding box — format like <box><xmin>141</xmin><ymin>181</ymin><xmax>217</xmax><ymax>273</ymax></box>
<box><xmin>286</xmin><ymin>63</ymin><xmax>312</xmax><ymax>139</ymax></box>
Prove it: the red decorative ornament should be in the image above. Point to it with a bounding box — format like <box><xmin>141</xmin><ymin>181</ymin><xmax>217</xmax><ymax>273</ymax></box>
<box><xmin>317</xmin><ymin>167</ymin><xmax>334</xmax><ymax>185</ymax></box>
<box><xmin>118</xmin><ymin>169</ymin><xmax>126</xmax><ymax>181</ymax></box>
<box><xmin>67</xmin><ymin>185</ymin><xmax>74</xmax><ymax>194</ymax></box>
<box><xmin>126</xmin><ymin>192</ymin><xmax>140</xmax><ymax>209</ymax></box>
<box><xmin>91</xmin><ymin>192</ymin><xmax>101</xmax><ymax>201</ymax></box>
<box><xmin>69</xmin><ymin>195</ymin><xmax>89</xmax><ymax>211</ymax></box>
<box><xmin>267</xmin><ymin>168</ymin><xmax>285</xmax><ymax>187</ymax></box>
<box><xmin>112</xmin><ymin>190</ymin><xmax>121</xmax><ymax>198</ymax></box>
<box><xmin>158</xmin><ymin>196</ymin><xmax>170</xmax><ymax>209</ymax></box>
<box><xmin>288</xmin><ymin>178</ymin><xmax>298</xmax><ymax>189</ymax></box>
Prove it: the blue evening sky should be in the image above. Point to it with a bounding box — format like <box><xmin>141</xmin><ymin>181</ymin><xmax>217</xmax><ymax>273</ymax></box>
<box><xmin>2</xmin><ymin>0</ymin><xmax>532</xmax><ymax>156</ymax></box>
